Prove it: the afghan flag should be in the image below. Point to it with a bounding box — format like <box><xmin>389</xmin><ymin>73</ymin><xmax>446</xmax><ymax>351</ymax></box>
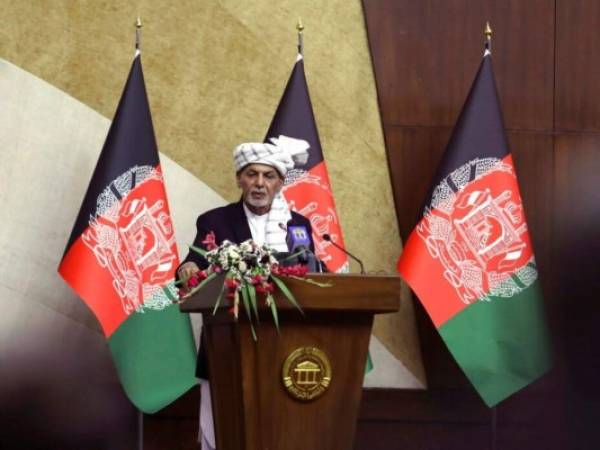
<box><xmin>58</xmin><ymin>52</ymin><xmax>197</xmax><ymax>413</ymax></box>
<box><xmin>266</xmin><ymin>54</ymin><xmax>349</xmax><ymax>273</ymax></box>
<box><xmin>397</xmin><ymin>51</ymin><xmax>551</xmax><ymax>406</ymax></box>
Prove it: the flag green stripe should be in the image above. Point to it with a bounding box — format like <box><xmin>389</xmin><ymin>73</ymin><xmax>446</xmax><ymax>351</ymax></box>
<box><xmin>439</xmin><ymin>279</ymin><xmax>551</xmax><ymax>406</ymax></box>
<box><xmin>108</xmin><ymin>303</ymin><xmax>197</xmax><ymax>413</ymax></box>
<box><xmin>365</xmin><ymin>351</ymin><xmax>373</xmax><ymax>374</ymax></box>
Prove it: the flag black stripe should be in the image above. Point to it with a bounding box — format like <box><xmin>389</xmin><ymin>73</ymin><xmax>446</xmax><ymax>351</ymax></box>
<box><xmin>265</xmin><ymin>58</ymin><xmax>324</xmax><ymax>171</ymax></box>
<box><xmin>62</xmin><ymin>56</ymin><xmax>160</xmax><ymax>257</ymax></box>
<box><xmin>422</xmin><ymin>56</ymin><xmax>509</xmax><ymax>212</ymax></box>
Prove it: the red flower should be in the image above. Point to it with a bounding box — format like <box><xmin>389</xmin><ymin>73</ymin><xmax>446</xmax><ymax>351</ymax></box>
<box><xmin>250</xmin><ymin>274</ymin><xmax>264</xmax><ymax>285</ymax></box>
<box><xmin>178</xmin><ymin>289</ymin><xmax>188</xmax><ymax>298</ymax></box>
<box><xmin>256</xmin><ymin>282</ymin><xmax>274</xmax><ymax>294</ymax></box>
<box><xmin>276</xmin><ymin>264</ymin><xmax>308</xmax><ymax>277</ymax></box>
<box><xmin>294</xmin><ymin>265</ymin><xmax>309</xmax><ymax>276</ymax></box>
<box><xmin>187</xmin><ymin>275</ymin><xmax>199</xmax><ymax>288</ymax></box>
<box><xmin>202</xmin><ymin>231</ymin><xmax>218</xmax><ymax>250</ymax></box>
<box><xmin>197</xmin><ymin>270</ymin><xmax>208</xmax><ymax>281</ymax></box>
<box><xmin>224</xmin><ymin>277</ymin><xmax>240</xmax><ymax>290</ymax></box>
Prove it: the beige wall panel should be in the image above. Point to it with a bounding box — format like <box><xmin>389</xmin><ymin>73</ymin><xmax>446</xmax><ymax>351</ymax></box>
<box><xmin>0</xmin><ymin>0</ymin><xmax>424</xmax><ymax>385</ymax></box>
<box><xmin>0</xmin><ymin>57</ymin><xmax>225</xmax><ymax>347</ymax></box>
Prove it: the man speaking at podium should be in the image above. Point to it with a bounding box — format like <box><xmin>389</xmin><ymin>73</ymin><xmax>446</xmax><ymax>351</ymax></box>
<box><xmin>177</xmin><ymin>136</ymin><xmax>318</xmax><ymax>450</ymax></box>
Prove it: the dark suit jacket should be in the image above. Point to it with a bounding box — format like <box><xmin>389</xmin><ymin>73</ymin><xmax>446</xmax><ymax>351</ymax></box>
<box><xmin>179</xmin><ymin>200</ymin><xmax>316</xmax><ymax>379</ymax></box>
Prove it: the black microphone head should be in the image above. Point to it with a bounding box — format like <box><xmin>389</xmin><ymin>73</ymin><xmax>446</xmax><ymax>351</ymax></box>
<box><xmin>322</xmin><ymin>233</ymin><xmax>331</xmax><ymax>241</ymax></box>
<box><xmin>296</xmin><ymin>246</ymin><xmax>309</xmax><ymax>264</ymax></box>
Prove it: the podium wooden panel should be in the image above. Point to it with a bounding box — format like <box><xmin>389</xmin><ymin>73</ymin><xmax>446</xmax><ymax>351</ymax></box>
<box><xmin>180</xmin><ymin>274</ymin><xmax>400</xmax><ymax>450</ymax></box>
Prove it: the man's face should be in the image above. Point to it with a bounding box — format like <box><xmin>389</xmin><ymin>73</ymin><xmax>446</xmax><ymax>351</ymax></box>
<box><xmin>237</xmin><ymin>164</ymin><xmax>284</xmax><ymax>214</ymax></box>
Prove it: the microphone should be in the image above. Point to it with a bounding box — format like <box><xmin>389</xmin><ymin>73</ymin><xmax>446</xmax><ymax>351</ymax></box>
<box><xmin>322</xmin><ymin>234</ymin><xmax>365</xmax><ymax>274</ymax></box>
<box><xmin>286</xmin><ymin>225</ymin><xmax>319</xmax><ymax>273</ymax></box>
<box><xmin>287</xmin><ymin>225</ymin><xmax>317</xmax><ymax>272</ymax></box>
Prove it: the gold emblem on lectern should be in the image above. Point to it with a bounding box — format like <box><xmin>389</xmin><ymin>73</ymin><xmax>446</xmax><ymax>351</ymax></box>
<box><xmin>282</xmin><ymin>347</ymin><xmax>332</xmax><ymax>401</ymax></box>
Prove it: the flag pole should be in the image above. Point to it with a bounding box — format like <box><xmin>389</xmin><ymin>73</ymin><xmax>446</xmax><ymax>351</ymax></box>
<box><xmin>484</xmin><ymin>21</ymin><xmax>492</xmax><ymax>54</ymax></box>
<box><xmin>133</xmin><ymin>17</ymin><xmax>145</xmax><ymax>450</ymax></box>
<box><xmin>135</xmin><ymin>16</ymin><xmax>143</xmax><ymax>53</ymax></box>
<box><xmin>296</xmin><ymin>17</ymin><xmax>304</xmax><ymax>56</ymax></box>
<box><xmin>138</xmin><ymin>409</ymin><xmax>144</xmax><ymax>450</ymax></box>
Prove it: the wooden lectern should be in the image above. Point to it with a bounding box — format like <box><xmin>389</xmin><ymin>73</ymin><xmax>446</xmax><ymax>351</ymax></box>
<box><xmin>180</xmin><ymin>274</ymin><xmax>400</xmax><ymax>450</ymax></box>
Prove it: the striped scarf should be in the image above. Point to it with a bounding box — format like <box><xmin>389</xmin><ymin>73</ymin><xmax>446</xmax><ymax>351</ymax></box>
<box><xmin>264</xmin><ymin>191</ymin><xmax>292</xmax><ymax>251</ymax></box>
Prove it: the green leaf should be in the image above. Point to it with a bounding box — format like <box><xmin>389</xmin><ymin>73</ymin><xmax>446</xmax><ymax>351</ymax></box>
<box><xmin>268</xmin><ymin>294</ymin><xmax>280</xmax><ymax>334</ymax></box>
<box><xmin>241</xmin><ymin>284</ymin><xmax>250</xmax><ymax>315</ymax></box>
<box><xmin>188</xmin><ymin>272</ymin><xmax>218</xmax><ymax>297</ymax></box>
<box><xmin>241</xmin><ymin>287</ymin><xmax>257</xmax><ymax>341</ymax></box>
<box><xmin>286</xmin><ymin>275</ymin><xmax>333</xmax><ymax>288</ymax></box>
<box><xmin>365</xmin><ymin>351</ymin><xmax>374</xmax><ymax>374</ymax></box>
<box><xmin>271</xmin><ymin>275</ymin><xmax>304</xmax><ymax>314</ymax></box>
<box><xmin>198</xmin><ymin>271</ymin><xmax>218</xmax><ymax>287</ymax></box>
<box><xmin>247</xmin><ymin>283</ymin><xmax>259</xmax><ymax>324</ymax></box>
<box><xmin>189</xmin><ymin>244</ymin><xmax>208</xmax><ymax>257</ymax></box>
<box><xmin>212</xmin><ymin>283</ymin><xmax>225</xmax><ymax>316</ymax></box>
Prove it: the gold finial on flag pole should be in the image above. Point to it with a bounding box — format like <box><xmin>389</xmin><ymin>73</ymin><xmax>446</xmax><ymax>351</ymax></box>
<box><xmin>135</xmin><ymin>16</ymin><xmax>143</xmax><ymax>52</ymax></box>
<box><xmin>297</xmin><ymin>17</ymin><xmax>304</xmax><ymax>56</ymax></box>
<box><xmin>484</xmin><ymin>21</ymin><xmax>492</xmax><ymax>53</ymax></box>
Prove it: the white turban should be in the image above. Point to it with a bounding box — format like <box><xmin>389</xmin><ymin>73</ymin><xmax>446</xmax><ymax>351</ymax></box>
<box><xmin>233</xmin><ymin>135</ymin><xmax>310</xmax><ymax>177</ymax></box>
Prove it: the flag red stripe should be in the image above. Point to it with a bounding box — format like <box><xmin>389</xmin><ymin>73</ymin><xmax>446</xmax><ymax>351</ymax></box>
<box><xmin>398</xmin><ymin>230</ymin><xmax>469</xmax><ymax>327</ymax></box>
<box><xmin>59</xmin><ymin>164</ymin><xmax>178</xmax><ymax>338</ymax></box>
<box><xmin>59</xmin><ymin>236</ymin><xmax>128</xmax><ymax>337</ymax></box>
<box><xmin>398</xmin><ymin>154</ymin><xmax>535</xmax><ymax>327</ymax></box>
<box><xmin>283</xmin><ymin>161</ymin><xmax>348</xmax><ymax>271</ymax></box>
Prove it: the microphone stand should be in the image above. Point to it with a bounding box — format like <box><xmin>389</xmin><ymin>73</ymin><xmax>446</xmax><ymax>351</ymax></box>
<box><xmin>322</xmin><ymin>234</ymin><xmax>365</xmax><ymax>274</ymax></box>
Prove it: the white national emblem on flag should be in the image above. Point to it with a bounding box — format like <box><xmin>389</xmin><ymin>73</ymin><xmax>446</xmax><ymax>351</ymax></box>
<box><xmin>82</xmin><ymin>165</ymin><xmax>177</xmax><ymax>314</ymax></box>
<box><xmin>417</xmin><ymin>158</ymin><xmax>538</xmax><ymax>304</ymax></box>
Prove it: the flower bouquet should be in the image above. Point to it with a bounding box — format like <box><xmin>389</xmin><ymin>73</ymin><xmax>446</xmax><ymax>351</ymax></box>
<box><xmin>174</xmin><ymin>232</ymin><xmax>329</xmax><ymax>340</ymax></box>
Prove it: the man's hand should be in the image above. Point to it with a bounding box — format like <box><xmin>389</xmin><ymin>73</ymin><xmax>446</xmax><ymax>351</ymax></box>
<box><xmin>178</xmin><ymin>262</ymin><xmax>200</xmax><ymax>289</ymax></box>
